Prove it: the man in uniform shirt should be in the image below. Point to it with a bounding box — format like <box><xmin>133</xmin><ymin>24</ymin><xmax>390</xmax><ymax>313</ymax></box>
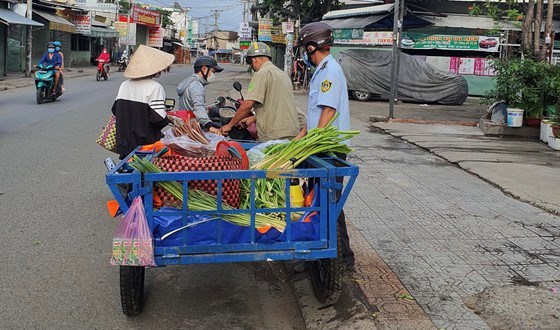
<box><xmin>296</xmin><ymin>22</ymin><xmax>354</xmax><ymax>267</ymax></box>
<box><xmin>221</xmin><ymin>42</ymin><xmax>306</xmax><ymax>141</ymax></box>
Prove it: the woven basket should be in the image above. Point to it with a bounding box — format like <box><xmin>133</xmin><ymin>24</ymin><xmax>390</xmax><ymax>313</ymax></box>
<box><xmin>153</xmin><ymin>154</ymin><xmax>242</xmax><ymax>208</ymax></box>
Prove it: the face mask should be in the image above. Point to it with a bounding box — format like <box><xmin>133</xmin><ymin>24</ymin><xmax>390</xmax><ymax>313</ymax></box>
<box><xmin>303</xmin><ymin>52</ymin><xmax>314</xmax><ymax>67</ymax></box>
<box><xmin>207</xmin><ymin>72</ymin><xmax>216</xmax><ymax>83</ymax></box>
<box><xmin>48</xmin><ymin>48</ymin><xmax>55</xmax><ymax>53</ymax></box>
<box><xmin>103</xmin><ymin>51</ymin><xmax>107</xmax><ymax>54</ymax></box>
<box><xmin>55</xmin><ymin>47</ymin><xmax>61</xmax><ymax>52</ymax></box>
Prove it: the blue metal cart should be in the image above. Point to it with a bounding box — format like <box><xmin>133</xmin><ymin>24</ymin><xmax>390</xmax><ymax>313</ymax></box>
<box><xmin>106</xmin><ymin>145</ymin><xmax>359</xmax><ymax>316</ymax></box>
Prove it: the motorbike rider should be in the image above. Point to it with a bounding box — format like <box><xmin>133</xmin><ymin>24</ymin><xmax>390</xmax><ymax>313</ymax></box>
<box><xmin>296</xmin><ymin>22</ymin><xmax>354</xmax><ymax>268</ymax></box>
<box><xmin>220</xmin><ymin>42</ymin><xmax>306</xmax><ymax>141</ymax></box>
<box><xmin>96</xmin><ymin>48</ymin><xmax>111</xmax><ymax>75</ymax></box>
<box><xmin>176</xmin><ymin>56</ymin><xmax>223</xmax><ymax>134</ymax></box>
<box><xmin>53</xmin><ymin>41</ymin><xmax>65</xmax><ymax>91</ymax></box>
<box><xmin>36</xmin><ymin>42</ymin><xmax>62</xmax><ymax>95</ymax></box>
<box><xmin>118</xmin><ymin>50</ymin><xmax>129</xmax><ymax>70</ymax></box>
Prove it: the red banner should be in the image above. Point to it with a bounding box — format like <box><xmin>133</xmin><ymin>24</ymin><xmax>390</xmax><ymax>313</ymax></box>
<box><xmin>131</xmin><ymin>6</ymin><xmax>160</xmax><ymax>27</ymax></box>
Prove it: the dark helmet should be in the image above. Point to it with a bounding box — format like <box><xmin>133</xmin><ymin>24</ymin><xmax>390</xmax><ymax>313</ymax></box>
<box><xmin>194</xmin><ymin>56</ymin><xmax>224</xmax><ymax>72</ymax></box>
<box><xmin>296</xmin><ymin>22</ymin><xmax>333</xmax><ymax>49</ymax></box>
<box><xmin>47</xmin><ymin>42</ymin><xmax>55</xmax><ymax>48</ymax></box>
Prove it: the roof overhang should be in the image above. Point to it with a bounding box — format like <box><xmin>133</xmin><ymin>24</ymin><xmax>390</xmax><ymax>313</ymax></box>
<box><xmin>323</xmin><ymin>4</ymin><xmax>394</xmax><ymax>19</ymax></box>
<box><xmin>88</xmin><ymin>26</ymin><xmax>119</xmax><ymax>38</ymax></box>
<box><xmin>33</xmin><ymin>10</ymin><xmax>76</xmax><ymax>33</ymax></box>
<box><xmin>0</xmin><ymin>8</ymin><xmax>43</xmax><ymax>27</ymax></box>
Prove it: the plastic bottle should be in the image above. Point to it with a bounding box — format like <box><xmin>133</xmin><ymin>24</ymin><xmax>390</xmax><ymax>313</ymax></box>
<box><xmin>289</xmin><ymin>178</ymin><xmax>304</xmax><ymax>207</ymax></box>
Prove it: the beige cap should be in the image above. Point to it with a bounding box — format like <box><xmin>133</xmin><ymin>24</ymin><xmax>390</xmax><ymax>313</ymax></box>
<box><xmin>124</xmin><ymin>45</ymin><xmax>175</xmax><ymax>79</ymax></box>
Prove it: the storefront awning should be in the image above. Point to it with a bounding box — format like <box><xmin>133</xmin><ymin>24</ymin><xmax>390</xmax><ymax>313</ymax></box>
<box><xmin>325</xmin><ymin>14</ymin><xmax>389</xmax><ymax>29</ymax></box>
<box><xmin>33</xmin><ymin>10</ymin><xmax>76</xmax><ymax>33</ymax></box>
<box><xmin>0</xmin><ymin>8</ymin><xmax>43</xmax><ymax>26</ymax></box>
<box><xmin>89</xmin><ymin>26</ymin><xmax>119</xmax><ymax>38</ymax></box>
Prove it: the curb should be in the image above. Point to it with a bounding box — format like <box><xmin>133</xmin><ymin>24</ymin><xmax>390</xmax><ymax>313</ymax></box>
<box><xmin>289</xmin><ymin>222</ymin><xmax>435</xmax><ymax>329</ymax></box>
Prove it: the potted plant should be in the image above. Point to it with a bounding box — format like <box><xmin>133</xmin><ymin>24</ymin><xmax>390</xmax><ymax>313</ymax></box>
<box><xmin>486</xmin><ymin>57</ymin><xmax>559</xmax><ymax>128</ymax></box>
<box><xmin>548</xmin><ymin>122</ymin><xmax>560</xmax><ymax>150</ymax></box>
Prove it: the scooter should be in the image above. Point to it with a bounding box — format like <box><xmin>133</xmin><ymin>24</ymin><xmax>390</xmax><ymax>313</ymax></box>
<box><xmin>34</xmin><ymin>64</ymin><xmax>62</xmax><ymax>104</ymax></box>
<box><xmin>96</xmin><ymin>59</ymin><xmax>110</xmax><ymax>81</ymax></box>
<box><xmin>208</xmin><ymin>82</ymin><xmax>257</xmax><ymax>140</ymax></box>
<box><xmin>117</xmin><ymin>54</ymin><xmax>128</xmax><ymax>72</ymax></box>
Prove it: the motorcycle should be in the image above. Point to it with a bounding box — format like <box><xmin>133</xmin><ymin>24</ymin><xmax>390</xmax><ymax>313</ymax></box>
<box><xmin>34</xmin><ymin>64</ymin><xmax>62</xmax><ymax>104</ymax></box>
<box><xmin>96</xmin><ymin>59</ymin><xmax>110</xmax><ymax>81</ymax></box>
<box><xmin>117</xmin><ymin>54</ymin><xmax>128</xmax><ymax>72</ymax></box>
<box><xmin>208</xmin><ymin>81</ymin><xmax>257</xmax><ymax>141</ymax></box>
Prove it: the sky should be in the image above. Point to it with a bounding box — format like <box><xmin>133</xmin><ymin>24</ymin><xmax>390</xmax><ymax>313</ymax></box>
<box><xmin>144</xmin><ymin>0</ymin><xmax>244</xmax><ymax>32</ymax></box>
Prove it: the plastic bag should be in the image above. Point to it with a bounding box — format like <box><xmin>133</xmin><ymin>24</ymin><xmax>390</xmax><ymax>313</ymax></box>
<box><xmin>247</xmin><ymin>139</ymin><xmax>289</xmax><ymax>166</ymax></box>
<box><xmin>110</xmin><ymin>197</ymin><xmax>156</xmax><ymax>266</ymax></box>
<box><xmin>161</xmin><ymin>129</ymin><xmax>225</xmax><ymax>157</ymax></box>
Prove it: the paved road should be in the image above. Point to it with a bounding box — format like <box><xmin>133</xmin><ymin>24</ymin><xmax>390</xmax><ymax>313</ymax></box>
<box><xmin>0</xmin><ymin>65</ymin><xmax>305</xmax><ymax>328</ymax></box>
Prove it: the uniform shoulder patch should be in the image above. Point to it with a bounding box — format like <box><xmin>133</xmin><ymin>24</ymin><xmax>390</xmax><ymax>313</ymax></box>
<box><xmin>248</xmin><ymin>82</ymin><xmax>255</xmax><ymax>92</ymax></box>
<box><xmin>321</xmin><ymin>80</ymin><xmax>332</xmax><ymax>93</ymax></box>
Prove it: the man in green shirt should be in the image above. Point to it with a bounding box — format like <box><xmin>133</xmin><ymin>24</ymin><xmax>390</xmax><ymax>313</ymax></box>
<box><xmin>221</xmin><ymin>42</ymin><xmax>306</xmax><ymax>141</ymax></box>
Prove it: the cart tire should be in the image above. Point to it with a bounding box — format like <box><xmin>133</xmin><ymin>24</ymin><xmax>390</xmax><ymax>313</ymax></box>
<box><xmin>120</xmin><ymin>266</ymin><xmax>145</xmax><ymax>316</ymax></box>
<box><xmin>309</xmin><ymin>223</ymin><xmax>344</xmax><ymax>305</ymax></box>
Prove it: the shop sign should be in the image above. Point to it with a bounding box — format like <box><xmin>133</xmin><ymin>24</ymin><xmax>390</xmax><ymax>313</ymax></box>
<box><xmin>402</xmin><ymin>34</ymin><xmax>499</xmax><ymax>52</ymax></box>
<box><xmin>148</xmin><ymin>27</ymin><xmax>164</xmax><ymax>47</ymax></box>
<box><xmin>71</xmin><ymin>12</ymin><xmax>91</xmax><ymax>35</ymax></box>
<box><xmin>282</xmin><ymin>21</ymin><xmax>294</xmax><ymax>34</ymax></box>
<box><xmin>449</xmin><ymin>57</ymin><xmax>496</xmax><ymax>76</ymax></box>
<box><xmin>258</xmin><ymin>18</ymin><xmax>272</xmax><ymax>42</ymax></box>
<box><xmin>118</xmin><ymin>23</ymin><xmax>136</xmax><ymax>46</ymax></box>
<box><xmin>271</xmin><ymin>26</ymin><xmax>286</xmax><ymax>44</ymax></box>
<box><xmin>335</xmin><ymin>31</ymin><xmax>392</xmax><ymax>46</ymax></box>
<box><xmin>132</xmin><ymin>6</ymin><xmax>160</xmax><ymax>27</ymax></box>
<box><xmin>240</xmin><ymin>40</ymin><xmax>251</xmax><ymax>50</ymax></box>
<box><xmin>239</xmin><ymin>22</ymin><xmax>252</xmax><ymax>39</ymax></box>
<box><xmin>333</xmin><ymin>29</ymin><xmax>363</xmax><ymax>40</ymax></box>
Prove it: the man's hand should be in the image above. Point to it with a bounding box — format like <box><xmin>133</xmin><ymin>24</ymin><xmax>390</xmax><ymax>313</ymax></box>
<box><xmin>209</xmin><ymin>127</ymin><xmax>222</xmax><ymax>135</ymax></box>
<box><xmin>221</xmin><ymin>124</ymin><xmax>233</xmax><ymax>136</ymax></box>
<box><xmin>238</xmin><ymin>116</ymin><xmax>256</xmax><ymax>128</ymax></box>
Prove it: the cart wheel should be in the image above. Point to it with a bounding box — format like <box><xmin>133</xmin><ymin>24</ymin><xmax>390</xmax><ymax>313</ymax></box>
<box><xmin>309</xmin><ymin>223</ymin><xmax>344</xmax><ymax>305</ymax></box>
<box><xmin>120</xmin><ymin>266</ymin><xmax>145</xmax><ymax>316</ymax></box>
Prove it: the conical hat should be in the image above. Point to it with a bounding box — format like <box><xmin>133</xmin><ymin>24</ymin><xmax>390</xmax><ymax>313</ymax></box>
<box><xmin>124</xmin><ymin>45</ymin><xmax>175</xmax><ymax>79</ymax></box>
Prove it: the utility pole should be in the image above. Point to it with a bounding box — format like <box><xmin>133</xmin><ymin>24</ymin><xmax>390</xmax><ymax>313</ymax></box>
<box><xmin>25</xmin><ymin>0</ymin><xmax>33</xmax><ymax>77</ymax></box>
<box><xmin>211</xmin><ymin>9</ymin><xmax>221</xmax><ymax>59</ymax></box>
<box><xmin>126</xmin><ymin>1</ymin><xmax>132</xmax><ymax>54</ymax></box>
<box><xmin>388</xmin><ymin>0</ymin><xmax>402</xmax><ymax>119</ymax></box>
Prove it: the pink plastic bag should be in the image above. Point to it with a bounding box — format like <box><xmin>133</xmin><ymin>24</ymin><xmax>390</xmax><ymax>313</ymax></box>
<box><xmin>110</xmin><ymin>197</ymin><xmax>156</xmax><ymax>266</ymax></box>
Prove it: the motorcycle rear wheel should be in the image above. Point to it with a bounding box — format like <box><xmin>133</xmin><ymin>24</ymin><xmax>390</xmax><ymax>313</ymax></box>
<box><xmin>36</xmin><ymin>87</ymin><xmax>46</xmax><ymax>104</ymax></box>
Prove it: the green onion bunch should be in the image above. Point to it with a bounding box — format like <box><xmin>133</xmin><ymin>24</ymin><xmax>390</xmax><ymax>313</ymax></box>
<box><xmin>251</xmin><ymin>115</ymin><xmax>360</xmax><ymax>170</ymax></box>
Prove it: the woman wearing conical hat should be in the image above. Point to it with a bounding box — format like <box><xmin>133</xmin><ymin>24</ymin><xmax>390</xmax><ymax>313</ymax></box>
<box><xmin>111</xmin><ymin>45</ymin><xmax>175</xmax><ymax>158</ymax></box>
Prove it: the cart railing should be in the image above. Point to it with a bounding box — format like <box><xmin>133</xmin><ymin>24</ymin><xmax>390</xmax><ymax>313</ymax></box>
<box><xmin>106</xmin><ymin>148</ymin><xmax>359</xmax><ymax>265</ymax></box>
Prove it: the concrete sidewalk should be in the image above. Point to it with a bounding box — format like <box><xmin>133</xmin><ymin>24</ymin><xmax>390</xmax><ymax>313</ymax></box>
<box><xmin>371</xmin><ymin>121</ymin><xmax>560</xmax><ymax>215</ymax></box>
